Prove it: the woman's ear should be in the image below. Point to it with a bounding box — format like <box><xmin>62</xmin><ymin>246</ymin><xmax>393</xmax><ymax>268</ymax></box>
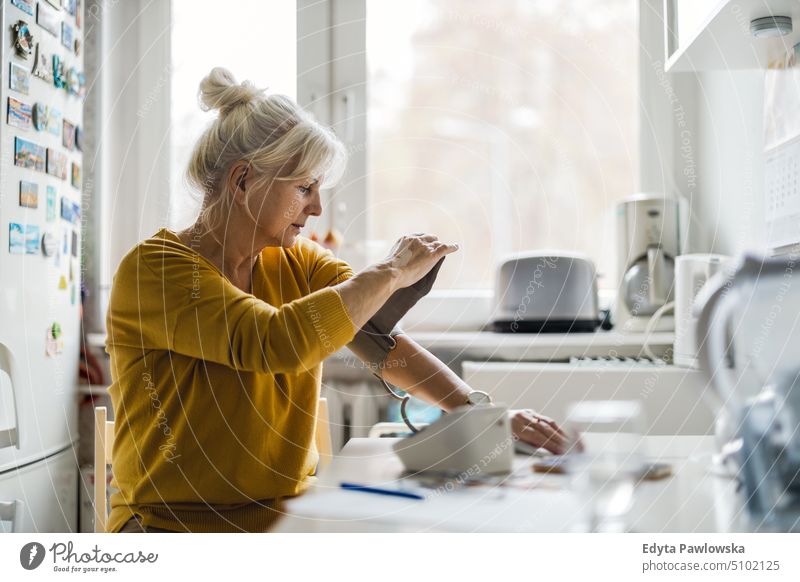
<box><xmin>227</xmin><ymin>161</ymin><xmax>249</xmax><ymax>204</ymax></box>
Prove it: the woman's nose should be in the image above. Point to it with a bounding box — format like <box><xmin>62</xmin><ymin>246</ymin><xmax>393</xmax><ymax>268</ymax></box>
<box><xmin>306</xmin><ymin>192</ymin><xmax>323</xmax><ymax>216</ymax></box>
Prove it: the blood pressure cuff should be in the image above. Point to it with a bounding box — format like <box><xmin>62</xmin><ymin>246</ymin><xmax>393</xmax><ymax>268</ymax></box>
<box><xmin>345</xmin><ymin>256</ymin><xmax>445</xmax><ymax>378</ymax></box>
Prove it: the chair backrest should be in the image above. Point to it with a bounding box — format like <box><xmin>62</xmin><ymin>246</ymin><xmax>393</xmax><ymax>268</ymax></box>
<box><xmin>94</xmin><ymin>399</ymin><xmax>333</xmax><ymax>532</ymax></box>
<box><xmin>314</xmin><ymin>398</ymin><xmax>333</xmax><ymax>470</ymax></box>
<box><xmin>93</xmin><ymin>406</ymin><xmax>114</xmax><ymax>533</ymax></box>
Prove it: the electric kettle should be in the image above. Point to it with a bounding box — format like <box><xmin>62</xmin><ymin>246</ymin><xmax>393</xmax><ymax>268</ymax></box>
<box><xmin>694</xmin><ymin>253</ymin><xmax>800</xmax><ymax>531</ymax></box>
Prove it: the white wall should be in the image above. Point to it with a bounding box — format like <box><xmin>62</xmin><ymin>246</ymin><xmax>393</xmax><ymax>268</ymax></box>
<box><xmin>92</xmin><ymin>0</ymin><xmax>171</xmax><ymax>333</ymax></box>
<box><xmin>641</xmin><ymin>1</ymin><xmax>769</xmax><ymax>259</ymax></box>
<box><xmin>692</xmin><ymin>70</ymin><xmax>767</xmax><ymax>255</ymax></box>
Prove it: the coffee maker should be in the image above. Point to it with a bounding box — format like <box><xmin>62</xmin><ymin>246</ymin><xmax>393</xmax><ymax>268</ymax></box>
<box><xmin>615</xmin><ymin>194</ymin><xmax>684</xmax><ymax>332</ymax></box>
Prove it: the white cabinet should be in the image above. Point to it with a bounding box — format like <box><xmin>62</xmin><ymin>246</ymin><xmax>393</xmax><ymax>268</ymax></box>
<box><xmin>462</xmin><ymin>361</ymin><xmax>715</xmax><ymax>435</ymax></box>
<box><xmin>665</xmin><ymin>0</ymin><xmax>800</xmax><ymax>71</ymax></box>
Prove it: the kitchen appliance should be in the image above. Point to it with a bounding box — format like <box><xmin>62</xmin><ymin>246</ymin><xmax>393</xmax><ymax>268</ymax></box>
<box><xmin>673</xmin><ymin>253</ymin><xmax>730</xmax><ymax>368</ymax></box>
<box><xmin>694</xmin><ymin>253</ymin><xmax>800</xmax><ymax>531</ymax></box>
<box><xmin>490</xmin><ymin>251</ymin><xmax>600</xmax><ymax>333</ymax></box>
<box><xmin>0</xmin><ymin>1</ymin><xmax>84</xmax><ymax>532</ymax></box>
<box><xmin>615</xmin><ymin>194</ymin><xmax>684</xmax><ymax>332</ymax></box>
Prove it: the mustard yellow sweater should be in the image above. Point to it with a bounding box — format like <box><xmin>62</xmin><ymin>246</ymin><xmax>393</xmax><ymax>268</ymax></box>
<box><xmin>105</xmin><ymin>228</ymin><xmax>357</xmax><ymax>532</ymax></box>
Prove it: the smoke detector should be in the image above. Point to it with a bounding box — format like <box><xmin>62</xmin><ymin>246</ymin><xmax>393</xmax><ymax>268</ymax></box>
<box><xmin>750</xmin><ymin>16</ymin><xmax>793</xmax><ymax>38</ymax></box>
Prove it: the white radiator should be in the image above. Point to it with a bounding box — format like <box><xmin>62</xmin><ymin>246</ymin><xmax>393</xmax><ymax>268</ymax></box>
<box><xmin>320</xmin><ymin>381</ymin><xmax>388</xmax><ymax>452</ymax></box>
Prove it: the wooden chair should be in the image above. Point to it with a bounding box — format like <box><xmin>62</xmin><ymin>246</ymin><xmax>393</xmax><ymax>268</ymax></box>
<box><xmin>93</xmin><ymin>399</ymin><xmax>333</xmax><ymax>533</ymax></box>
<box><xmin>314</xmin><ymin>398</ymin><xmax>333</xmax><ymax>470</ymax></box>
<box><xmin>93</xmin><ymin>406</ymin><xmax>114</xmax><ymax>533</ymax></box>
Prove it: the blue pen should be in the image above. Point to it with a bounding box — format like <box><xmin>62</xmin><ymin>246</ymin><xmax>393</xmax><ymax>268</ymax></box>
<box><xmin>340</xmin><ymin>482</ymin><xmax>425</xmax><ymax>500</ymax></box>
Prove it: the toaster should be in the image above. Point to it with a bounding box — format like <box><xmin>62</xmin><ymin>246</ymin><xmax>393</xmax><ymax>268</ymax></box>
<box><xmin>490</xmin><ymin>251</ymin><xmax>600</xmax><ymax>333</ymax></box>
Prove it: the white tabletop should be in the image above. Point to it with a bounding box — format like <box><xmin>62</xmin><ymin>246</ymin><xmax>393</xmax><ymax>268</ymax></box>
<box><xmin>275</xmin><ymin>435</ymin><xmax>748</xmax><ymax>533</ymax></box>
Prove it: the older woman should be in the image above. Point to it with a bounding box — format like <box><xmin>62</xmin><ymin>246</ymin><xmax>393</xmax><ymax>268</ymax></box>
<box><xmin>105</xmin><ymin>67</ymin><xmax>569</xmax><ymax>533</ymax></box>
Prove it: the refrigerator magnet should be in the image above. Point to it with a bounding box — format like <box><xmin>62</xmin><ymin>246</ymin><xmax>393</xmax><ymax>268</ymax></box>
<box><xmin>74</xmin><ymin>126</ymin><xmax>82</xmax><ymax>150</ymax></box>
<box><xmin>66</xmin><ymin>67</ymin><xmax>79</xmax><ymax>95</ymax></box>
<box><xmin>14</xmin><ymin>137</ymin><xmax>45</xmax><ymax>172</ymax></box>
<box><xmin>58</xmin><ymin>274</ymin><xmax>67</xmax><ymax>290</ymax></box>
<box><xmin>63</xmin><ymin>119</ymin><xmax>75</xmax><ymax>149</ymax></box>
<box><xmin>71</xmin><ymin>231</ymin><xmax>78</xmax><ymax>257</ymax></box>
<box><xmin>74</xmin><ymin>38</ymin><xmax>81</xmax><ymax>56</ymax></box>
<box><xmin>19</xmin><ymin>180</ymin><xmax>39</xmax><ymax>208</ymax></box>
<box><xmin>8</xmin><ymin>97</ymin><xmax>33</xmax><ymax>130</ymax></box>
<box><xmin>45</xmin><ymin>334</ymin><xmax>58</xmax><ymax>357</ymax></box>
<box><xmin>45</xmin><ymin>322</ymin><xmax>64</xmax><ymax>357</ymax></box>
<box><xmin>61</xmin><ymin>22</ymin><xmax>73</xmax><ymax>50</ymax></box>
<box><xmin>37</xmin><ymin>3</ymin><xmax>60</xmax><ymax>37</ymax></box>
<box><xmin>32</xmin><ymin>102</ymin><xmax>47</xmax><ymax>130</ymax></box>
<box><xmin>46</xmin><ymin>148</ymin><xmax>67</xmax><ymax>179</ymax></box>
<box><xmin>71</xmin><ymin>163</ymin><xmax>80</xmax><ymax>189</ymax></box>
<box><xmin>42</xmin><ymin>231</ymin><xmax>57</xmax><ymax>256</ymax></box>
<box><xmin>12</xmin><ymin>20</ymin><xmax>34</xmax><ymax>59</ymax></box>
<box><xmin>9</xmin><ymin>223</ymin><xmax>25</xmax><ymax>254</ymax></box>
<box><xmin>60</xmin><ymin>198</ymin><xmax>80</xmax><ymax>224</ymax></box>
<box><xmin>52</xmin><ymin>55</ymin><xmax>66</xmax><ymax>89</ymax></box>
<box><xmin>46</xmin><ymin>186</ymin><xmax>57</xmax><ymax>221</ymax></box>
<box><xmin>9</xmin><ymin>62</ymin><xmax>31</xmax><ymax>94</ymax></box>
<box><xmin>31</xmin><ymin>43</ymin><xmax>53</xmax><ymax>83</ymax></box>
<box><xmin>25</xmin><ymin>224</ymin><xmax>40</xmax><ymax>255</ymax></box>
<box><xmin>11</xmin><ymin>0</ymin><xmax>35</xmax><ymax>17</ymax></box>
<box><xmin>47</xmin><ymin>107</ymin><xmax>61</xmax><ymax>136</ymax></box>
<box><xmin>70</xmin><ymin>283</ymin><xmax>76</xmax><ymax>305</ymax></box>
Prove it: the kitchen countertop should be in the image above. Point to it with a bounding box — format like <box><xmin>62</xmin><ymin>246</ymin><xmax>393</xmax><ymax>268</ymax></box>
<box><xmin>323</xmin><ymin>330</ymin><xmax>674</xmax><ymax>382</ymax></box>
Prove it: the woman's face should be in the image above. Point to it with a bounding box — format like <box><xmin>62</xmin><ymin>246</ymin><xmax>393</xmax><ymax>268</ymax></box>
<box><xmin>249</xmin><ymin>176</ymin><xmax>322</xmax><ymax>247</ymax></box>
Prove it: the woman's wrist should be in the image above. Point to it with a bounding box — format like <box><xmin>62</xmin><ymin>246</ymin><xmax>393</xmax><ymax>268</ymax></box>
<box><xmin>335</xmin><ymin>261</ymin><xmax>402</xmax><ymax>330</ymax></box>
<box><xmin>371</xmin><ymin>260</ymin><xmax>402</xmax><ymax>295</ymax></box>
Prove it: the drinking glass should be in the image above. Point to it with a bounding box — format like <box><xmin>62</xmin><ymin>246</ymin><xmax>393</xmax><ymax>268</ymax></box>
<box><xmin>564</xmin><ymin>400</ymin><xmax>646</xmax><ymax>532</ymax></box>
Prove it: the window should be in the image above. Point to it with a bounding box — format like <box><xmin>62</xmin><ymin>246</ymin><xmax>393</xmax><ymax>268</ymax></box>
<box><xmin>366</xmin><ymin>0</ymin><xmax>639</xmax><ymax>289</ymax></box>
<box><xmin>169</xmin><ymin>0</ymin><xmax>297</xmax><ymax>230</ymax></box>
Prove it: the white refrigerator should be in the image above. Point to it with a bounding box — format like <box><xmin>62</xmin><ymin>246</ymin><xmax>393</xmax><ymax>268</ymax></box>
<box><xmin>0</xmin><ymin>0</ymin><xmax>84</xmax><ymax>532</ymax></box>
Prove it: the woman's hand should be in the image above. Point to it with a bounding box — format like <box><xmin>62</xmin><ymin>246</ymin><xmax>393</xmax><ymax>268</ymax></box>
<box><xmin>382</xmin><ymin>233</ymin><xmax>459</xmax><ymax>289</ymax></box>
<box><xmin>510</xmin><ymin>408</ymin><xmax>579</xmax><ymax>455</ymax></box>
<box><xmin>336</xmin><ymin>233</ymin><xmax>458</xmax><ymax>332</ymax></box>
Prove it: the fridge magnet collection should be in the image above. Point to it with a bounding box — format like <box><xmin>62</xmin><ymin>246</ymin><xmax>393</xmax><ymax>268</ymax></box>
<box><xmin>7</xmin><ymin>0</ymin><xmax>84</xmax><ymax>315</ymax></box>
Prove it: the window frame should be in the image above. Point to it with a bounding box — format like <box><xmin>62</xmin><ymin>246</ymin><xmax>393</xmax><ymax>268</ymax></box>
<box><xmin>300</xmin><ymin>0</ymin><xmax>684</xmax><ymax>329</ymax></box>
<box><xmin>297</xmin><ymin>0</ymin><xmax>368</xmax><ymax>270</ymax></box>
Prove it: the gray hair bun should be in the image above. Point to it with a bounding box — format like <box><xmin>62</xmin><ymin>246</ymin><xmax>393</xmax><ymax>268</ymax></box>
<box><xmin>198</xmin><ymin>67</ymin><xmax>264</xmax><ymax>115</ymax></box>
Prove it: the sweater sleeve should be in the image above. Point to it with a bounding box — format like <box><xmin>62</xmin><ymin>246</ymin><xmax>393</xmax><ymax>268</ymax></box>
<box><xmin>171</xmin><ymin>281</ymin><xmax>356</xmax><ymax>374</ymax></box>
<box><xmin>108</xmin><ymin>240</ymin><xmax>357</xmax><ymax>375</ymax></box>
<box><xmin>306</xmin><ymin>240</ymin><xmax>355</xmax><ymax>291</ymax></box>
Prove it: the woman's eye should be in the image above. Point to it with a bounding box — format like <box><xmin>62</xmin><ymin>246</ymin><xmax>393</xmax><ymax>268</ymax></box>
<box><xmin>298</xmin><ymin>185</ymin><xmax>312</xmax><ymax>195</ymax></box>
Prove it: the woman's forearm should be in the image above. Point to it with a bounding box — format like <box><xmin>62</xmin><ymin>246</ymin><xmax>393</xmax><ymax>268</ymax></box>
<box><xmin>334</xmin><ymin>234</ymin><xmax>458</xmax><ymax>332</ymax></box>
<box><xmin>335</xmin><ymin>263</ymin><xmax>401</xmax><ymax>330</ymax></box>
<box><xmin>380</xmin><ymin>334</ymin><xmax>471</xmax><ymax>411</ymax></box>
